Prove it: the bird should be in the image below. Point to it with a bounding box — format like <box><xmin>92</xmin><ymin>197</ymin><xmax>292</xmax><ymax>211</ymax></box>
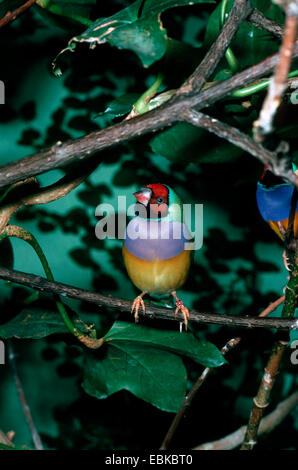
<box><xmin>122</xmin><ymin>183</ymin><xmax>192</xmax><ymax>329</ymax></box>
<box><xmin>256</xmin><ymin>164</ymin><xmax>298</xmax><ymax>269</ymax></box>
<box><xmin>256</xmin><ymin>164</ymin><xmax>298</xmax><ymax>239</ymax></box>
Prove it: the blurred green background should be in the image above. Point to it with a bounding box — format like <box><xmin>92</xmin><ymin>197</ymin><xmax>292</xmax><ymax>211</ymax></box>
<box><xmin>0</xmin><ymin>0</ymin><xmax>297</xmax><ymax>450</ymax></box>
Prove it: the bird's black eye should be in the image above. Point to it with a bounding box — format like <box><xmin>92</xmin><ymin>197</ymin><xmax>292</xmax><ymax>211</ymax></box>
<box><xmin>156</xmin><ymin>197</ymin><xmax>164</xmax><ymax>204</ymax></box>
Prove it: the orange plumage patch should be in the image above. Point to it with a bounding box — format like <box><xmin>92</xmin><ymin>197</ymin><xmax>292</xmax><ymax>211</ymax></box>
<box><xmin>268</xmin><ymin>216</ymin><xmax>298</xmax><ymax>239</ymax></box>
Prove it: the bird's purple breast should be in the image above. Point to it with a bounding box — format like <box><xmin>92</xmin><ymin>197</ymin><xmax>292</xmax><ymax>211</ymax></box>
<box><xmin>124</xmin><ymin>217</ymin><xmax>191</xmax><ymax>261</ymax></box>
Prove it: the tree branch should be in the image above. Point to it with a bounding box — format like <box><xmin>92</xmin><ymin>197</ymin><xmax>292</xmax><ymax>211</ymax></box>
<box><xmin>1</xmin><ymin>225</ymin><xmax>104</xmax><ymax>349</ymax></box>
<box><xmin>0</xmin><ymin>0</ymin><xmax>36</xmax><ymax>29</ymax></box>
<box><xmin>183</xmin><ymin>109</ymin><xmax>297</xmax><ymax>185</ymax></box>
<box><xmin>160</xmin><ymin>294</ymin><xmax>285</xmax><ymax>450</ymax></box>
<box><xmin>178</xmin><ymin>0</ymin><xmax>253</xmax><ymax>94</ymax></box>
<box><xmin>254</xmin><ymin>1</ymin><xmax>298</xmax><ymax>140</ymax></box>
<box><xmin>194</xmin><ymin>391</ymin><xmax>298</xmax><ymax>450</ymax></box>
<box><xmin>0</xmin><ymin>159</ymin><xmax>98</xmax><ymax>233</ymax></box>
<box><xmin>160</xmin><ymin>337</ymin><xmax>241</xmax><ymax>450</ymax></box>
<box><xmin>0</xmin><ymin>266</ymin><xmax>296</xmax><ymax>330</ymax></box>
<box><xmin>1</xmin><ymin>37</ymin><xmax>298</xmax><ymax>189</ymax></box>
<box><xmin>241</xmin><ymin>238</ymin><xmax>298</xmax><ymax>450</ymax></box>
<box><xmin>248</xmin><ymin>8</ymin><xmax>284</xmax><ymax>38</ymax></box>
<box><xmin>240</xmin><ymin>340</ymin><xmax>288</xmax><ymax>450</ymax></box>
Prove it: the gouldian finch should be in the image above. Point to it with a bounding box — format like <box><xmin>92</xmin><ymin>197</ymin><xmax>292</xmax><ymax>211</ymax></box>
<box><xmin>256</xmin><ymin>165</ymin><xmax>298</xmax><ymax>270</ymax></box>
<box><xmin>123</xmin><ymin>183</ymin><xmax>191</xmax><ymax>329</ymax></box>
<box><xmin>256</xmin><ymin>165</ymin><xmax>298</xmax><ymax>239</ymax></box>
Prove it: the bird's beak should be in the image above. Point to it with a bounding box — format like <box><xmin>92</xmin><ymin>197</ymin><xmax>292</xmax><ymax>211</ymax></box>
<box><xmin>133</xmin><ymin>188</ymin><xmax>152</xmax><ymax>207</ymax></box>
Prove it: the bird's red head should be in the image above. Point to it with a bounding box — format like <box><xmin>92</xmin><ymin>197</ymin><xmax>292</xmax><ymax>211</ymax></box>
<box><xmin>133</xmin><ymin>183</ymin><xmax>169</xmax><ymax>218</ymax></box>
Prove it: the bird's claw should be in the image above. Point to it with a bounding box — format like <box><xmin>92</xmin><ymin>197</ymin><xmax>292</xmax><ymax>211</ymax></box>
<box><xmin>174</xmin><ymin>299</ymin><xmax>190</xmax><ymax>331</ymax></box>
<box><xmin>131</xmin><ymin>295</ymin><xmax>146</xmax><ymax>323</ymax></box>
<box><xmin>282</xmin><ymin>250</ymin><xmax>291</xmax><ymax>272</ymax></box>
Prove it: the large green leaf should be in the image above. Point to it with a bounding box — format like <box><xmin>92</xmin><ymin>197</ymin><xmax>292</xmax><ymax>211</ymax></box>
<box><xmin>104</xmin><ymin>321</ymin><xmax>227</xmax><ymax>367</ymax></box>
<box><xmin>83</xmin><ymin>321</ymin><xmax>225</xmax><ymax>412</ymax></box>
<box><xmin>83</xmin><ymin>343</ymin><xmax>187</xmax><ymax>412</ymax></box>
<box><xmin>53</xmin><ymin>0</ymin><xmax>214</xmax><ymax>72</ymax></box>
<box><xmin>0</xmin><ymin>307</ymin><xmax>92</xmax><ymax>339</ymax></box>
<box><xmin>150</xmin><ymin>122</ymin><xmax>243</xmax><ymax>163</ymax></box>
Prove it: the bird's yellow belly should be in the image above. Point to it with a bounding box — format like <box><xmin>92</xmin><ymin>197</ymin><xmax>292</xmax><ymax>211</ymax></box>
<box><xmin>122</xmin><ymin>244</ymin><xmax>191</xmax><ymax>295</ymax></box>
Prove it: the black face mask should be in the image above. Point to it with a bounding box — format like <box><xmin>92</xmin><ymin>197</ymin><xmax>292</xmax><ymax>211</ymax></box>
<box><xmin>260</xmin><ymin>170</ymin><xmax>285</xmax><ymax>188</ymax></box>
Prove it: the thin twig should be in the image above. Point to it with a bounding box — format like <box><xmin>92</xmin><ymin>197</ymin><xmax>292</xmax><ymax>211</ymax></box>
<box><xmin>0</xmin><ymin>266</ymin><xmax>295</xmax><ymax>330</ymax></box>
<box><xmin>0</xmin><ymin>0</ymin><xmax>36</xmax><ymax>29</ymax></box>
<box><xmin>7</xmin><ymin>342</ymin><xmax>43</xmax><ymax>450</ymax></box>
<box><xmin>0</xmin><ymin>160</ymin><xmax>98</xmax><ymax>233</ymax></box>
<box><xmin>160</xmin><ymin>295</ymin><xmax>285</xmax><ymax>450</ymax></box>
<box><xmin>194</xmin><ymin>391</ymin><xmax>298</xmax><ymax>450</ymax></box>
<box><xmin>248</xmin><ymin>8</ymin><xmax>284</xmax><ymax>38</ymax></box>
<box><xmin>259</xmin><ymin>295</ymin><xmax>285</xmax><ymax>317</ymax></box>
<box><xmin>182</xmin><ymin>109</ymin><xmax>296</xmax><ymax>185</ymax></box>
<box><xmin>254</xmin><ymin>1</ymin><xmax>298</xmax><ymax>140</ymax></box>
<box><xmin>160</xmin><ymin>337</ymin><xmax>241</xmax><ymax>450</ymax></box>
<box><xmin>178</xmin><ymin>0</ymin><xmax>253</xmax><ymax>94</ymax></box>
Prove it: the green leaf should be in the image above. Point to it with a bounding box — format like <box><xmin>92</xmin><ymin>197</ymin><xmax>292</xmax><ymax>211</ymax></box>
<box><xmin>104</xmin><ymin>321</ymin><xmax>227</xmax><ymax>367</ymax></box>
<box><xmin>83</xmin><ymin>343</ymin><xmax>187</xmax><ymax>412</ymax></box>
<box><xmin>99</xmin><ymin>93</ymin><xmax>140</xmax><ymax>119</ymax></box>
<box><xmin>0</xmin><ymin>307</ymin><xmax>92</xmax><ymax>339</ymax></box>
<box><xmin>53</xmin><ymin>0</ymin><xmax>214</xmax><ymax>72</ymax></box>
<box><xmin>36</xmin><ymin>0</ymin><xmax>96</xmax><ymax>23</ymax></box>
<box><xmin>150</xmin><ymin>122</ymin><xmax>242</xmax><ymax>163</ymax></box>
<box><xmin>204</xmin><ymin>0</ymin><xmax>283</xmax><ymax>71</ymax></box>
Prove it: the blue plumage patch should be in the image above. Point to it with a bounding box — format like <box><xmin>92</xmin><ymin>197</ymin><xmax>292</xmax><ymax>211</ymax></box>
<box><xmin>256</xmin><ymin>183</ymin><xmax>298</xmax><ymax>221</ymax></box>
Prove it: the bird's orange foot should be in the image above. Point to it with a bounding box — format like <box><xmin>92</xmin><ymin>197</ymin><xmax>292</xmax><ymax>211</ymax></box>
<box><xmin>172</xmin><ymin>292</ymin><xmax>190</xmax><ymax>331</ymax></box>
<box><xmin>131</xmin><ymin>292</ymin><xmax>146</xmax><ymax>323</ymax></box>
